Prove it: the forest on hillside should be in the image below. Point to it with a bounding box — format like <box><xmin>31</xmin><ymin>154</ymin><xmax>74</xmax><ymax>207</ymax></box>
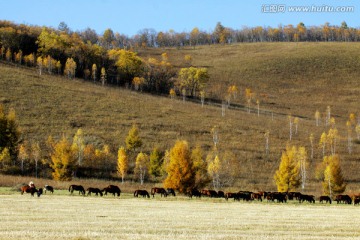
<box><xmin>1</xmin><ymin>20</ymin><xmax>360</xmax><ymax>95</ymax></box>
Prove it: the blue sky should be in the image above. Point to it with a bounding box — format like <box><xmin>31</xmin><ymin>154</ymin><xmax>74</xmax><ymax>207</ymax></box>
<box><xmin>1</xmin><ymin>0</ymin><xmax>358</xmax><ymax>36</ymax></box>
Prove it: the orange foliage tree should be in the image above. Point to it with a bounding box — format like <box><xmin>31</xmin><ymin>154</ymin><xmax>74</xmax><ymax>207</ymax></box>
<box><xmin>163</xmin><ymin>140</ymin><xmax>195</xmax><ymax>193</ymax></box>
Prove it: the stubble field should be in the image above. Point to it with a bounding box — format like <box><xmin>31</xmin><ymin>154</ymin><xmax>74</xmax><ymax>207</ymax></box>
<box><xmin>1</xmin><ymin>192</ymin><xmax>359</xmax><ymax>240</ymax></box>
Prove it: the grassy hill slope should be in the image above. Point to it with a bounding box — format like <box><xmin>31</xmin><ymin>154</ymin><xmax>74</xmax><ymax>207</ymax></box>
<box><xmin>1</xmin><ymin>42</ymin><xmax>360</xmax><ymax>194</ymax></box>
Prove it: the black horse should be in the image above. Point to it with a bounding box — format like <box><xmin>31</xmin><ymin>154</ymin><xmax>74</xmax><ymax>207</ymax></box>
<box><xmin>87</xmin><ymin>187</ymin><xmax>103</xmax><ymax>196</ymax></box>
<box><xmin>44</xmin><ymin>185</ymin><xmax>54</xmax><ymax>194</ymax></box>
<box><xmin>69</xmin><ymin>184</ymin><xmax>85</xmax><ymax>195</ymax></box>
<box><xmin>102</xmin><ymin>185</ymin><xmax>121</xmax><ymax>197</ymax></box>
<box><xmin>134</xmin><ymin>189</ymin><xmax>150</xmax><ymax>198</ymax></box>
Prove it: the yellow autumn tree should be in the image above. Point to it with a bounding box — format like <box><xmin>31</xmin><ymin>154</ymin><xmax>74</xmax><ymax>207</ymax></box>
<box><xmin>178</xmin><ymin>67</ymin><xmax>209</xmax><ymax>97</ymax></box>
<box><xmin>208</xmin><ymin>154</ymin><xmax>221</xmax><ymax>190</ymax></box>
<box><xmin>191</xmin><ymin>145</ymin><xmax>210</xmax><ymax>189</ymax></box>
<box><xmin>100</xmin><ymin>67</ymin><xmax>107</xmax><ymax>86</ymax></box>
<box><xmin>322</xmin><ymin>154</ymin><xmax>346</xmax><ymax>196</ymax></box>
<box><xmin>125</xmin><ymin>124</ymin><xmax>143</xmax><ymax>153</ymax></box>
<box><xmin>134</xmin><ymin>152</ymin><xmax>149</xmax><ymax>185</ymax></box>
<box><xmin>117</xmin><ymin>146</ymin><xmax>128</xmax><ymax>183</ymax></box>
<box><xmin>64</xmin><ymin>57</ymin><xmax>76</xmax><ymax>79</ymax></box>
<box><xmin>71</xmin><ymin>128</ymin><xmax>85</xmax><ymax>167</ymax></box>
<box><xmin>92</xmin><ymin>63</ymin><xmax>97</xmax><ymax>82</ymax></box>
<box><xmin>163</xmin><ymin>140</ymin><xmax>195</xmax><ymax>193</ymax></box>
<box><xmin>49</xmin><ymin>136</ymin><xmax>76</xmax><ymax>181</ymax></box>
<box><xmin>169</xmin><ymin>88</ymin><xmax>176</xmax><ymax>99</ymax></box>
<box><xmin>274</xmin><ymin>145</ymin><xmax>301</xmax><ymax>192</ymax></box>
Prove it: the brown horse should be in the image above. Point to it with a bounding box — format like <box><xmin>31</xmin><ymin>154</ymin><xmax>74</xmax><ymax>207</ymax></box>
<box><xmin>102</xmin><ymin>185</ymin><xmax>121</xmax><ymax>197</ymax></box>
<box><xmin>87</xmin><ymin>187</ymin><xmax>103</xmax><ymax>196</ymax></box>
<box><xmin>21</xmin><ymin>185</ymin><xmax>43</xmax><ymax>197</ymax></box>
<box><xmin>69</xmin><ymin>184</ymin><xmax>85</xmax><ymax>195</ymax></box>
<box><xmin>151</xmin><ymin>187</ymin><xmax>168</xmax><ymax>197</ymax></box>
<box><xmin>134</xmin><ymin>189</ymin><xmax>150</xmax><ymax>198</ymax></box>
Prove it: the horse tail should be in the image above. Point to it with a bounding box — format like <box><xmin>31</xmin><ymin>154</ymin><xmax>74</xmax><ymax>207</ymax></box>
<box><xmin>69</xmin><ymin>185</ymin><xmax>72</xmax><ymax>192</ymax></box>
<box><xmin>134</xmin><ymin>190</ymin><xmax>137</xmax><ymax>197</ymax></box>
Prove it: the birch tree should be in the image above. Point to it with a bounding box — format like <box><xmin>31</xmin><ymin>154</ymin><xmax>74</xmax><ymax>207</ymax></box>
<box><xmin>92</xmin><ymin>64</ymin><xmax>97</xmax><ymax>82</ymax></box>
<box><xmin>315</xmin><ymin>110</ymin><xmax>320</xmax><ymax>126</ymax></box>
<box><xmin>134</xmin><ymin>152</ymin><xmax>149</xmax><ymax>185</ymax></box>
<box><xmin>31</xmin><ymin>142</ymin><xmax>41</xmax><ymax>178</ymax></box>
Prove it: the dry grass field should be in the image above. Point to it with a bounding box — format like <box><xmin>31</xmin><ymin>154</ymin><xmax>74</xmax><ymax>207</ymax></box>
<box><xmin>1</xmin><ymin>191</ymin><xmax>360</xmax><ymax>240</ymax></box>
<box><xmin>1</xmin><ymin>42</ymin><xmax>360</xmax><ymax>194</ymax></box>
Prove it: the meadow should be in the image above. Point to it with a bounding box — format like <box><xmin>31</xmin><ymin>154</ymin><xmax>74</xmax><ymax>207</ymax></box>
<box><xmin>1</xmin><ymin>191</ymin><xmax>360</xmax><ymax>240</ymax></box>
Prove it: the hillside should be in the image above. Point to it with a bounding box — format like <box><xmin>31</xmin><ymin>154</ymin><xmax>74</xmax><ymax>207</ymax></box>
<box><xmin>1</xmin><ymin>42</ymin><xmax>360</xmax><ymax>193</ymax></box>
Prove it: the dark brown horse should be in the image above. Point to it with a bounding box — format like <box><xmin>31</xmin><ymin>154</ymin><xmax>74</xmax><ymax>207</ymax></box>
<box><xmin>217</xmin><ymin>191</ymin><xmax>225</xmax><ymax>198</ymax></box>
<box><xmin>225</xmin><ymin>192</ymin><xmax>238</xmax><ymax>201</ymax></box>
<box><xmin>319</xmin><ymin>195</ymin><xmax>332</xmax><ymax>204</ymax></box>
<box><xmin>201</xmin><ymin>189</ymin><xmax>218</xmax><ymax>198</ymax></box>
<box><xmin>186</xmin><ymin>188</ymin><xmax>201</xmax><ymax>198</ymax></box>
<box><xmin>134</xmin><ymin>189</ymin><xmax>150</xmax><ymax>198</ymax></box>
<box><xmin>87</xmin><ymin>187</ymin><xmax>103</xmax><ymax>196</ymax></box>
<box><xmin>167</xmin><ymin>188</ymin><xmax>176</xmax><ymax>196</ymax></box>
<box><xmin>251</xmin><ymin>192</ymin><xmax>263</xmax><ymax>202</ymax></box>
<box><xmin>69</xmin><ymin>184</ymin><xmax>85</xmax><ymax>195</ymax></box>
<box><xmin>44</xmin><ymin>185</ymin><xmax>54</xmax><ymax>194</ymax></box>
<box><xmin>151</xmin><ymin>187</ymin><xmax>168</xmax><ymax>197</ymax></box>
<box><xmin>298</xmin><ymin>194</ymin><xmax>315</xmax><ymax>203</ymax></box>
<box><xmin>102</xmin><ymin>185</ymin><xmax>121</xmax><ymax>197</ymax></box>
<box><xmin>21</xmin><ymin>185</ymin><xmax>43</xmax><ymax>197</ymax></box>
<box><xmin>335</xmin><ymin>194</ymin><xmax>352</xmax><ymax>204</ymax></box>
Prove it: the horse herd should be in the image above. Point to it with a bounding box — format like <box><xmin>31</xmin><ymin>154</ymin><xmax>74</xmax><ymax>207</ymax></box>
<box><xmin>20</xmin><ymin>184</ymin><xmax>360</xmax><ymax>205</ymax></box>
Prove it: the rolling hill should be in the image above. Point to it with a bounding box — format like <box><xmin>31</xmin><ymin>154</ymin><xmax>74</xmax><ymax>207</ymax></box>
<box><xmin>1</xmin><ymin>42</ymin><xmax>360</xmax><ymax>194</ymax></box>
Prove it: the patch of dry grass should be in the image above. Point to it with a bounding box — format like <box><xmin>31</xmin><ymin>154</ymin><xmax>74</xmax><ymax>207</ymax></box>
<box><xmin>0</xmin><ymin>194</ymin><xmax>359</xmax><ymax>240</ymax></box>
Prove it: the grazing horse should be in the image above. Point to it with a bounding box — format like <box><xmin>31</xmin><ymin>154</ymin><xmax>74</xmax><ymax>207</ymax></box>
<box><xmin>201</xmin><ymin>189</ymin><xmax>218</xmax><ymax>198</ymax></box>
<box><xmin>167</xmin><ymin>188</ymin><xmax>176</xmax><ymax>196</ymax></box>
<box><xmin>134</xmin><ymin>189</ymin><xmax>150</xmax><ymax>198</ymax></box>
<box><xmin>69</xmin><ymin>184</ymin><xmax>85</xmax><ymax>195</ymax></box>
<box><xmin>217</xmin><ymin>191</ymin><xmax>225</xmax><ymax>198</ymax></box>
<box><xmin>299</xmin><ymin>194</ymin><xmax>315</xmax><ymax>203</ymax></box>
<box><xmin>225</xmin><ymin>192</ymin><xmax>239</xmax><ymax>201</ymax></box>
<box><xmin>354</xmin><ymin>197</ymin><xmax>360</xmax><ymax>205</ymax></box>
<box><xmin>266</xmin><ymin>192</ymin><xmax>287</xmax><ymax>203</ymax></box>
<box><xmin>319</xmin><ymin>195</ymin><xmax>332</xmax><ymax>204</ymax></box>
<box><xmin>44</xmin><ymin>185</ymin><xmax>54</xmax><ymax>194</ymax></box>
<box><xmin>87</xmin><ymin>187</ymin><xmax>103</xmax><ymax>196</ymax></box>
<box><xmin>21</xmin><ymin>185</ymin><xmax>43</xmax><ymax>197</ymax></box>
<box><xmin>251</xmin><ymin>192</ymin><xmax>263</xmax><ymax>202</ymax></box>
<box><xmin>335</xmin><ymin>194</ymin><xmax>352</xmax><ymax>204</ymax></box>
<box><xmin>151</xmin><ymin>187</ymin><xmax>168</xmax><ymax>198</ymax></box>
<box><xmin>186</xmin><ymin>188</ymin><xmax>201</xmax><ymax>198</ymax></box>
<box><xmin>238</xmin><ymin>191</ymin><xmax>253</xmax><ymax>201</ymax></box>
<box><xmin>102</xmin><ymin>185</ymin><xmax>121</xmax><ymax>197</ymax></box>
